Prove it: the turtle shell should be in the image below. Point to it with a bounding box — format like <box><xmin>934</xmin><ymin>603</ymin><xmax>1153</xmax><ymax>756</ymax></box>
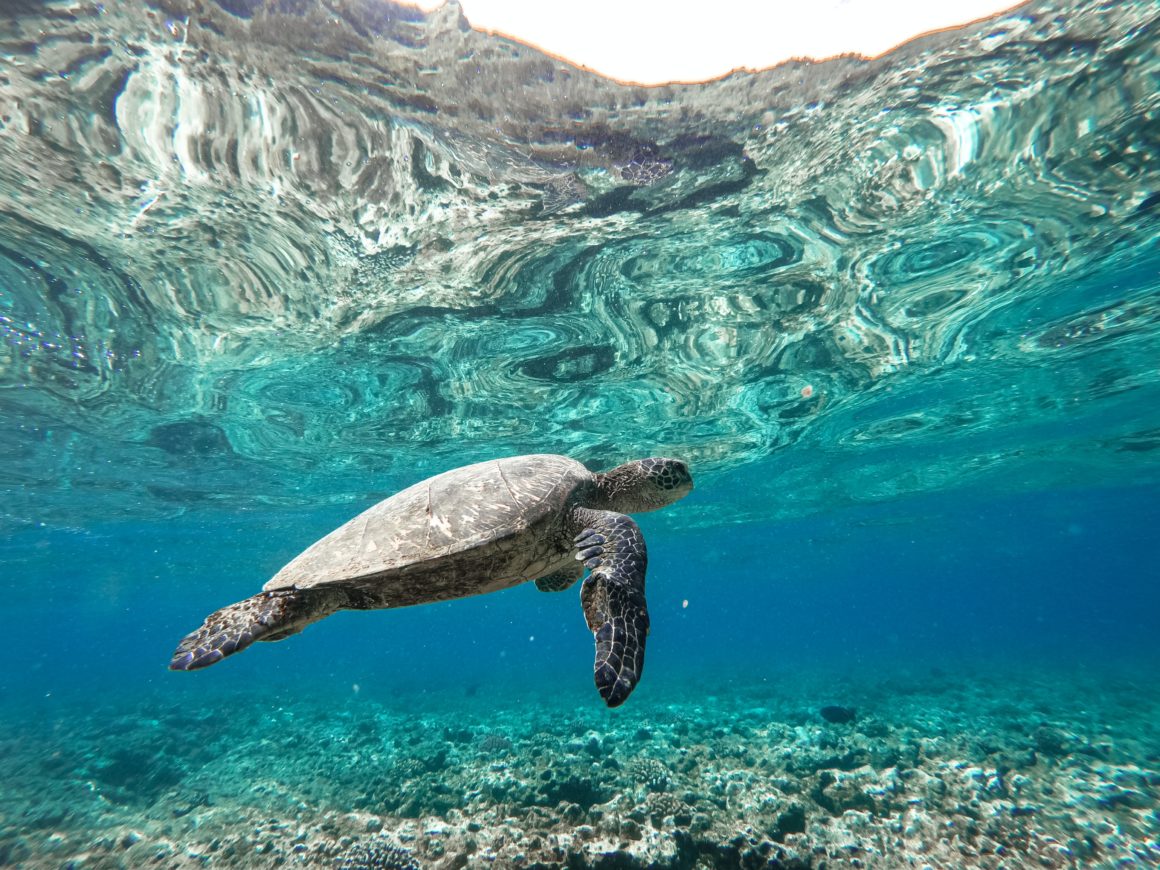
<box><xmin>263</xmin><ymin>454</ymin><xmax>592</xmax><ymax>592</ymax></box>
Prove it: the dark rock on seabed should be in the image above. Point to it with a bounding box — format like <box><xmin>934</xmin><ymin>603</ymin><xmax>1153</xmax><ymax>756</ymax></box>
<box><xmin>819</xmin><ymin>707</ymin><xmax>857</xmax><ymax>725</ymax></box>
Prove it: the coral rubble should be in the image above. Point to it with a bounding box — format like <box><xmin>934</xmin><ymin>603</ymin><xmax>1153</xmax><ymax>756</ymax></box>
<box><xmin>1</xmin><ymin>667</ymin><xmax>1157</xmax><ymax>868</ymax></box>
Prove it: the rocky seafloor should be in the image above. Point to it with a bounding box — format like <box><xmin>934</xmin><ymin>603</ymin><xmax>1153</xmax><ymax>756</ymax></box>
<box><xmin>2</xmin><ymin>665</ymin><xmax>1158</xmax><ymax>870</ymax></box>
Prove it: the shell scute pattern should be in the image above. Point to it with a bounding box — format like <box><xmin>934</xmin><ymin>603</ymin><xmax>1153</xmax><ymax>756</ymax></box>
<box><xmin>264</xmin><ymin>455</ymin><xmax>591</xmax><ymax>593</ymax></box>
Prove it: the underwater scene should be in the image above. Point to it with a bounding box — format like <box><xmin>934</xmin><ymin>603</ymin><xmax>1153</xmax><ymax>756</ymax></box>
<box><xmin>2</xmin><ymin>0</ymin><xmax>1159</xmax><ymax>867</ymax></box>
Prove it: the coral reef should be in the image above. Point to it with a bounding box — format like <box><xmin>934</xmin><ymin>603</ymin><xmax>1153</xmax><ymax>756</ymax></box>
<box><xmin>337</xmin><ymin>838</ymin><xmax>421</xmax><ymax>869</ymax></box>
<box><xmin>1</xmin><ymin>666</ymin><xmax>1157</xmax><ymax>868</ymax></box>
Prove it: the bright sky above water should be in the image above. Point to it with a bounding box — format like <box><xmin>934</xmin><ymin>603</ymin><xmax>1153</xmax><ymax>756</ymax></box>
<box><xmin>412</xmin><ymin>0</ymin><xmax>1025</xmax><ymax>84</ymax></box>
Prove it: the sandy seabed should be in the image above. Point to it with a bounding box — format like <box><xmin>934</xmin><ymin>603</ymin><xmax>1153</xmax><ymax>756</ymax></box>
<box><xmin>2</xmin><ymin>665</ymin><xmax>1157</xmax><ymax>869</ymax></box>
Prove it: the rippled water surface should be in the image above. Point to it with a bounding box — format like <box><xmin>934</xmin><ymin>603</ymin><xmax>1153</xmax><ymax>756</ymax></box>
<box><xmin>2</xmin><ymin>1</ymin><xmax>1159</xmax><ymax>868</ymax></box>
<box><xmin>3</xmin><ymin>0</ymin><xmax>1157</xmax><ymax>529</ymax></box>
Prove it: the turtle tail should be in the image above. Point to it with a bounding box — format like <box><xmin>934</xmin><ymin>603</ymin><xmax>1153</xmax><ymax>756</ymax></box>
<box><xmin>169</xmin><ymin>587</ymin><xmax>344</xmax><ymax>671</ymax></box>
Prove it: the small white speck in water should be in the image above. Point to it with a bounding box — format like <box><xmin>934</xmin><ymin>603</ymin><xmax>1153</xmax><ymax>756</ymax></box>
<box><xmin>682</xmin><ymin>599</ymin><xmax>689</xmax><ymax>609</ymax></box>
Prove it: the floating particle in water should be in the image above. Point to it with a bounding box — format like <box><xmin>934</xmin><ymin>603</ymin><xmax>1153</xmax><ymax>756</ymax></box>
<box><xmin>801</xmin><ymin>385</ymin><xmax>814</xmax><ymax>398</ymax></box>
<box><xmin>682</xmin><ymin>599</ymin><xmax>689</xmax><ymax>608</ymax></box>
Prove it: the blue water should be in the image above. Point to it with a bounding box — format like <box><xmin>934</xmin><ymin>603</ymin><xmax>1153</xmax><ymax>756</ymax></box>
<box><xmin>4</xmin><ymin>483</ymin><xmax>1157</xmax><ymax>706</ymax></box>
<box><xmin>2</xmin><ymin>0</ymin><xmax>1159</xmax><ymax>867</ymax></box>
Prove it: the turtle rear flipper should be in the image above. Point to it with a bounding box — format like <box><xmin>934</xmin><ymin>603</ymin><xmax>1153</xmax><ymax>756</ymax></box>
<box><xmin>573</xmin><ymin>510</ymin><xmax>649</xmax><ymax>708</ymax></box>
<box><xmin>535</xmin><ymin>561</ymin><xmax>584</xmax><ymax>592</ymax></box>
<box><xmin>169</xmin><ymin>588</ymin><xmax>343</xmax><ymax>671</ymax></box>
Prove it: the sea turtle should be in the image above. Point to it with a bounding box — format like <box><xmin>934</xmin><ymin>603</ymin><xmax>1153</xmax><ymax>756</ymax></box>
<box><xmin>169</xmin><ymin>454</ymin><xmax>693</xmax><ymax>707</ymax></box>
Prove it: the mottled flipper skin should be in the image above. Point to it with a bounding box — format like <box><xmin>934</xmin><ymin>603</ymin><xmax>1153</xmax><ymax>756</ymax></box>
<box><xmin>573</xmin><ymin>509</ymin><xmax>649</xmax><ymax>708</ymax></box>
<box><xmin>169</xmin><ymin>588</ymin><xmax>343</xmax><ymax>670</ymax></box>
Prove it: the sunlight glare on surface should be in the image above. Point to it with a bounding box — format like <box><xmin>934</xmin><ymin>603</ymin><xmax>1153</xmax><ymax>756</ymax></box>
<box><xmin>410</xmin><ymin>0</ymin><xmax>1025</xmax><ymax>83</ymax></box>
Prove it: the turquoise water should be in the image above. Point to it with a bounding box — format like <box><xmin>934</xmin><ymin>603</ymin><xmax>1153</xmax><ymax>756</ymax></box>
<box><xmin>2</xmin><ymin>0</ymin><xmax>1159</xmax><ymax>867</ymax></box>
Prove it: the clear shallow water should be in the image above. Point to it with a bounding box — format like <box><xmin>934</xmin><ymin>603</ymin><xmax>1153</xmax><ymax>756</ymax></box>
<box><xmin>1</xmin><ymin>1</ymin><xmax>1159</xmax><ymax>868</ymax></box>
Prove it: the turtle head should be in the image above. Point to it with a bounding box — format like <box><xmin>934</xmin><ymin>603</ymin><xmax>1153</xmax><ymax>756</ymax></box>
<box><xmin>595</xmin><ymin>458</ymin><xmax>693</xmax><ymax>513</ymax></box>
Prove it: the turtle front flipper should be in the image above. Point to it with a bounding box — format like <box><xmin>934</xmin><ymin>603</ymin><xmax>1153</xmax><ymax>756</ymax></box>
<box><xmin>572</xmin><ymin>509</ymin><xmax>649</xmax><ymax>708</ymax></box>
<box><xmin>169</xmin><ymin>587</ymin><xmax>344</xmax><ymax>671</ymax></box>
